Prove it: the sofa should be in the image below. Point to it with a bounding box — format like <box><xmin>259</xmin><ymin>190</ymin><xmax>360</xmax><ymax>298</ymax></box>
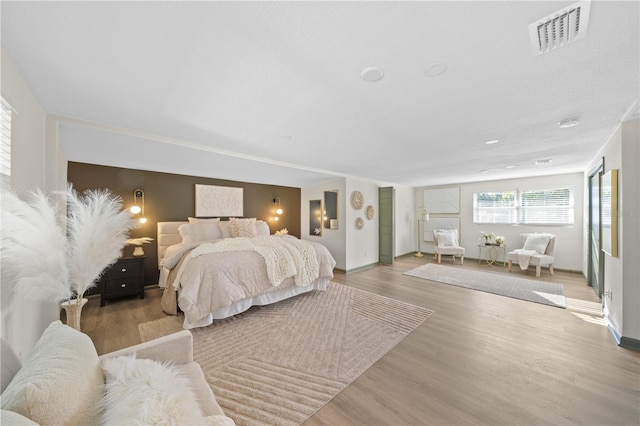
<box><xmin>1</xmin><ymin>320</ymin><xmax>234</xmax><ymax>425</ymax></box>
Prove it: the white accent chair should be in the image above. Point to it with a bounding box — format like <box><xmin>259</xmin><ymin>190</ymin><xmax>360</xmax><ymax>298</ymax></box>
<box><xmin>433</xmin><ymin>229</ymin><xmax>465</xmax><ymax>264</ymax></box>
<box><xmin>507</xmin><ymin>233</ymin><xmax>557</xmax><ymax>277</ymax></box>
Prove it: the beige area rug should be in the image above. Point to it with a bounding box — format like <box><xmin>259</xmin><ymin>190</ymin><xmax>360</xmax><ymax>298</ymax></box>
<box><xmin>139</xmin><ymin>281</ymin><xmax>433</xmax><ymax>426</ymax></box>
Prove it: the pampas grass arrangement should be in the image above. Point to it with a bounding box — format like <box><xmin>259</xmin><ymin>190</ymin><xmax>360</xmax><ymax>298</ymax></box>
<box><xmin>1</xmin><ymin>185</ymin><xmax>136</xmax><ymax>329</ymax></box>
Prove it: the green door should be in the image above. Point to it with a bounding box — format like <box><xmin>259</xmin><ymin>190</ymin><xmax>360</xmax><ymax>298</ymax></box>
<box><xmin>379</xmin><ymin>187</ymin><xmax>395</xmax><ymax>265</ymax></box>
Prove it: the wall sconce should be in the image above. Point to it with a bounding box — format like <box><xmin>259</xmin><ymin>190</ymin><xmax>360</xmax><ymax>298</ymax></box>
<box><xmin>130</xmin><ymin>189</ymin><xmax>147</xmax><ymax>224</ymax></box>
<box><xmin>273</xmin><ymin>197</ymin><xmax>283</xmax><ymax>221</ymax></box>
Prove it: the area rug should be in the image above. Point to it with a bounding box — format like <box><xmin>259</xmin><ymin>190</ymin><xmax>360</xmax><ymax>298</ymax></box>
<box><xmin>403</xmin><ymin>263</ymin><xmax>566</xmax><ymax>308</ymax></box>
<box><xmin>138</xmin><ymin>281</ymin><xmax>433</xmax><ymax>426</ymax></box>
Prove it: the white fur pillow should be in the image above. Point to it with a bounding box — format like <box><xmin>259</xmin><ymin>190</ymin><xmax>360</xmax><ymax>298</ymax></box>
<box><xmin>101</xmin><ymin>355</ymin><xmax>209</xmax><ymax>425</ymax></box>
<box><xmin>0</xmin><ymin>321</ymin><xmax>103</xmax><ymax>425</ymax></box>
<box><xmin>523</xmin><ymin>234</ymin><xmax>551</xmax><ymax>253</ymax></box>
<box><xmin>436</xmin><ymin>230</ymin><xmax>458</xmax><ymax>247</ymax></box>
<box><xmin>179</xmin><ymin>222</ymin><xmax>222</xmax><ymax>244</ymax></box>
<box><xmin>230</xmin><ymin>218</ymin><xmax>257</xmax><ymax>238</ymax></box>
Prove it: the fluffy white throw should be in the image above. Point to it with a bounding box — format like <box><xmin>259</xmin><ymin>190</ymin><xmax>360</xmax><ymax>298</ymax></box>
<box><xmin>513</xmin><ymin>249</ymin><xmax>538</xmax><ymax>270</ymax></box>
<box><xmin>191</xmin><ymin>236</ymin><xmax>320</xmax><ymax>287</ymax></box>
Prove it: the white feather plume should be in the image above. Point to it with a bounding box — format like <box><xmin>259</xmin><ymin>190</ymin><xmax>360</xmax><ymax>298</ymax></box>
<box><xmin>1</xmin><ymin>185</ymin><xmax>136</xmax><ymax>303</ymax></box>
<box><xmin>1</xmin><ymin>189</ymin><xmax>71</xmax><ymax>301</ymax></box>
<box><xmin>65</xmin><ymin>185</ymin><xmax>136</xmax><ymax>298</ymax></box>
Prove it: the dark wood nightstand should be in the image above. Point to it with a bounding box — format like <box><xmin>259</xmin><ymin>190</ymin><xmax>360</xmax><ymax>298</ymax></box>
<box><xmin>100</xmin><ymin>257</ymin><xmax>145</xmax><ymax>307</ymax></box>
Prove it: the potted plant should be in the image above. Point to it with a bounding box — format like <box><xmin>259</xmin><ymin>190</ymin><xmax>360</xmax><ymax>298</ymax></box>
<box><xmin>1</xmin><ymin>185</ymin><xmax>136</xmax><ymax>331</ymax></box>
<box><xmin>480</xmin><ymin>231</ymin><xmax>495</xmax><ymax>245</ymax></box>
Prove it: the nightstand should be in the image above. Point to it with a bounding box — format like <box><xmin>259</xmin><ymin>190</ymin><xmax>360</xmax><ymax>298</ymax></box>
<box><xmin>100</xmin><ymin>257</ymin><xmax>145</xmax><ymax>306</ymax></box>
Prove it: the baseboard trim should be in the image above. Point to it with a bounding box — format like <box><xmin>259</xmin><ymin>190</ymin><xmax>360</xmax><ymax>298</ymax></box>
<box><xmin>603</xmin><ymin>305</ymin><xmax>622</xmax><ymax>345</ymax></box>
<box><xmin>620</xmin><ymin>336</ymin><xmax>640</xmax><ymax>352</ymax></box>
<box><xmin>344</xmin><ymin>262</ymin><xmax>378</xmax><ymax>274</ymax></box>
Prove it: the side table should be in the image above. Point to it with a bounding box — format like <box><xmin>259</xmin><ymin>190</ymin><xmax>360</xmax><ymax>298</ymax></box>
<box><xmin>477</xmin><ymin>244</ymin><xmax>506</xmax><ymax>267</ymax></box>
<box><xmin>100</xmin><ymin>256</ymin><xmax>145</xmax><ymax>306</ymax></box>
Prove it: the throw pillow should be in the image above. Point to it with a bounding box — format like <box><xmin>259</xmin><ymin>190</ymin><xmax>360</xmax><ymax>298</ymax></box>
<box><xmin>179</xmin><ymin>222</ymin><xmax>222</xmax><ymax>244</ymax></box>
<box><xmin>218</xmin><ymin>221</ymin><xmax>232</xmax><ymax>238</ymax></box>
<box><xmin>101</xmin><ymin>355</ymin><xmax>233</xmax><ymax>425</ymax></box>
<box><xmin>523</xmin><ymin>234</ymin><xmax>551</xmax><ymax>254</ymax></box>
<box><xmin>0</xmin><ymin>321</ymin><xmax>103</xmax><ymax>425</ymax></box>
<box><xmin>230</xmin><ymin>218</ymin><xmax>257</xmax><ymax>238</ymax></box>
<box><xmin>255</xmin><ymin>220</ymin><xmax>270</xmax><ymax>236</ymax></box>
<box><xmin>436</xmin><ymin>230</ymin><xmax>458</xmax><ymax>247</ymax></box>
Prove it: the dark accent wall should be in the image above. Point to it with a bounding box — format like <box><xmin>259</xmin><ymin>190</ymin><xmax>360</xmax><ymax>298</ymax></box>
<box><xmin>67</xmin><ymin>162</ymin><xmax>301</xmax><ymax>285</ymax></box>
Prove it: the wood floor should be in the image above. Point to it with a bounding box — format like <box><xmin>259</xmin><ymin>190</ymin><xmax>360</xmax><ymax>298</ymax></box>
<box><xmin>78</xmin><ymin>255</ymin><xmax>640</xmax><ymax>426</ymax></box>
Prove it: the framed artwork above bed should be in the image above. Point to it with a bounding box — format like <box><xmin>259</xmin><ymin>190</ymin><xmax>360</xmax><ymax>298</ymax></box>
<box><xmin>195</xmin><ymin>184</ymin><xmax>243</xmax><ymax>217</ymax></box>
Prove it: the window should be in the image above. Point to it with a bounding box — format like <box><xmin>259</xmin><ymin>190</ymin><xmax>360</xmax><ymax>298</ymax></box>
<box><xmin>474</xmin><ymin>188</ymin><xmax>574</xmax><ymax>226</ymax></box>
<box><xmin>473</xmin><ymin>191</ymin><xmax>517</xmax><ymax>224</ymax></box>
<box><xmin>1</xmin><ymin>97</ymin><xmax>11</xmax><ymax>187</ymax></box>
<box><xmin>520</xmin><ymin>188</ymin><xmax>574</xmax><ymax>225</ymax></box>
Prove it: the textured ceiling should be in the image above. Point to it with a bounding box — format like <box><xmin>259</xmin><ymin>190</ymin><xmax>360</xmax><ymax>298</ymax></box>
<box><xmin>2</xmin><ymin>1</ymin><xmax>639</xmax><ymax>187</ymax></box>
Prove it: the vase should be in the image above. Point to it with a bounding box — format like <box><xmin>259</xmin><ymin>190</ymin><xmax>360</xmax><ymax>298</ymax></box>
<box><xmin>61</xmin><ymin>298</ymin><xmax>88</xmax><ymax>331</ymax></box>
<box><xmin>133</xmin><ymin>246</ymin><xmax>145</xmax><ymax>256</ymax></box>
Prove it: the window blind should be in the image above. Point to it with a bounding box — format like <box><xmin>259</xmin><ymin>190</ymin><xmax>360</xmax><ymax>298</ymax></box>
<box><xmin>473</xmin><ymin>188</ymin><xmax>574</xmax><ymax>226</ymax></box>
<box><xmin>1</xmin><ymin>98</ymin><xmax>11</xmax><ymax>187</ymax></box>
<box><xmin>520</xmin><ymin>188</ymin><xmax>574</xmax><ymax>225</ymax></box>
<box><xmin>473</xmin><ymin>191</ymin><xmax>517</xmax><ymax>224</ymax></box>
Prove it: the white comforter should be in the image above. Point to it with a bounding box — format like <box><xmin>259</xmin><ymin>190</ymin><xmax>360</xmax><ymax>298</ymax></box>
<box><xmin>160</xmin><ymin>235</ymin><xmax>336</xmax><ymax>326</ymax></box>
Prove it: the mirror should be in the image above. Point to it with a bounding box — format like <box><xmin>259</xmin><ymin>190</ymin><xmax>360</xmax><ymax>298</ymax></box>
<box><xmin>323</xmin><ymin>190</ymin><xmax>338</xmax><ymax>229</ymax></box>
<box><xmin>309</xmin><ymin>199</ymin><xmax>322</xmax><ymax>236</ymax></box>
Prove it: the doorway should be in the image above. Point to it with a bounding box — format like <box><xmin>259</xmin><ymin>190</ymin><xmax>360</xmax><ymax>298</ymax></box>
<box><xmin>588</xmin><ymin>160</ymin><xmax>604</xmax><ymax>297</ymax></box>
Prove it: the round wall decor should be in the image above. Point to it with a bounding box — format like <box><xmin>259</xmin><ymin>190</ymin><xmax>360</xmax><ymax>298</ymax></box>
<box><xmin>355</xmin><ymin>217</ymin><xmax>364</xmax><ymax>230</ymax></box>
<box><xmin>350</xmin><ymin>190</ymin><xmax>364</xmax><ymax>210</ymax></box>
<box><xmin>366</xmin><ymin>205</ymin><xmax>375</xmax><ymax>220</ymax></box>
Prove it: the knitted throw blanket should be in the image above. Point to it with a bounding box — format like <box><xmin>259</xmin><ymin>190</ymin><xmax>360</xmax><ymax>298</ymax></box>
<box><xmin>513</xmin><ymin>249</ymin><xmax>538</xmax><ymax>270</ymax></box>
<box><xmin>190</xmin><ymin>236</ymin><xmax>320</xmax><ymax>287</ymax></box>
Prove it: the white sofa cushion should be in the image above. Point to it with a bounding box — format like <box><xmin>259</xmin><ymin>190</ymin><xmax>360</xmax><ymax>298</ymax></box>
<box><xmin>0</xmin><ymin>320</ymin><xmax>103</xmax><ymax>425</ymax></box>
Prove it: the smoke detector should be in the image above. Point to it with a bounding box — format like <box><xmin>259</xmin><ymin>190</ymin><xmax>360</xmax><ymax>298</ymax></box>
<box><xmin>528</xmin><ymin>0</ymin><xmax>591</xmax><ymax>56</ymax></box>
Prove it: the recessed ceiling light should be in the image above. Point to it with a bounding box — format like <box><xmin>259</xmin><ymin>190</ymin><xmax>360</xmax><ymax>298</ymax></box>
<box><xmin>559</xmin><ymin>117</ymin><xmax>580</xmax><ymax>128</ymax></box>
<box><xmin>485</xmin><ymin>139</ymin><xmax>499</xmax><ymax>145</ymax></box>
<box><xmin>505</xmin><ymin>165</ymin><xmax>516</xmax><ymax>169</ymax></box>
<box><xmin>424</xmin><ymin>62</ymin><xmax>448</xmax><ymax>77</ymax></box>
<box><xmin>360</xmin><ymin>67</ymin><xmax>384</xmax><ymax>83</ymax></box>
<box><xmin>534</xmin><ymin>159</ymin><xmax>552</xmax><ymax>165</ymax></box>
<box><xmin>280</xmin><ymin>135</ymin><xmax>293</xmax><ymax>141</ymax></box>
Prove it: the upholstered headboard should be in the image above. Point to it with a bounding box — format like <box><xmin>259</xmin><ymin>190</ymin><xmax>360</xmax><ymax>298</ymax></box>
<box><xmin>157</xmin><ymin>221</ymin><xmax>187</xmax><ymax>267</ymax></box>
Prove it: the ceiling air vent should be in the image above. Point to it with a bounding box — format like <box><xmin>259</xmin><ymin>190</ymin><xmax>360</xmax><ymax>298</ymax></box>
<box><xmin>528</xmin><ymin>0</ymin><xmax>591</xmax><ymax>56</ymax></box>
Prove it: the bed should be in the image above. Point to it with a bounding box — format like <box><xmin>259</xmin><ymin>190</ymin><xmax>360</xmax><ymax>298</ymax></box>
<box><xmin>157</xmin><ymin>218</ymin><xmax>336</xmax><ymax>329</ymax></box>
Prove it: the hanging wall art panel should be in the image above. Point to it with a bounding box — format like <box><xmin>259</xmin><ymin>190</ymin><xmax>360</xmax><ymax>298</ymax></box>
<box><xmin>195</xmin><ymin>184</ymin><xmax>243</xmax><ymax>217</ymax></box>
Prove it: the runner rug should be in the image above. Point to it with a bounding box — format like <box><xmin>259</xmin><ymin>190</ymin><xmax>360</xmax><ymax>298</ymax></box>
<box><xmin>138</xmin><ymin>281</ymin><xmax>433</xmax><ymax>426</ymax></box>
<box><xmin>403</xmin><ymin>263</ymin><xmax>566</xmax><ymax>308</ymax></box>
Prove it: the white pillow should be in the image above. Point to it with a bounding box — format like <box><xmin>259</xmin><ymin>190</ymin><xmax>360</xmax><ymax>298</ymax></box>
<box><xmin>179</xmin><ymin>222</ymin><xmax>222</xmax><ymax>244</ymax></box>
<box><xmin>436</xmin><ymin>230</ymin><xmax>458</xmax><ymax>247</ymax></box>
<box><xmin>188</xmin><ymin>217</ymin><xmax>220</xmax><ymax>224</ymax></box>
<box><xmin>218</xmin><ymin>221</ymin><xmax>232</xmax><ymax>238</ymax></box>
<box><xmin>255</xmin><ymin>220</ymin><xmax>270</xmax><ymax>236</ymax></box>
<box><xmin>101</xmin><ymin>355</ymin><xmax>206</xmax><ymax>425</ymax></box>
<box><xmin>230</xmin><ymin>218</ymin><xmax>257</xmax><ymax>238</ymax></box>
<box><xmin>523</xmin><ymin>234</ymin><xmax>551</xmax><ymax>253</ymax></box>
<box><xmin>0</xmin><ymin>321</ymin><xmax>103</xmax><ymax>425</ymax></box>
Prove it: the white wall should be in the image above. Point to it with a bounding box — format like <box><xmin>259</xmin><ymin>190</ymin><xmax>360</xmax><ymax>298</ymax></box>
<box><xmin>393</xmin><ymin>185</ymin><xmax>414</xmax><ymax>257</ymax></box>
<box><xmin>589</xmin><ymin>119</ymin><xmax>640</xmax><ymax>342</ymax></box>
<box><xmin>415</xmin><ymin>173</ymin><xmax>585</xmax><ymax>271</ymax></box>
<box><xmin>1</xmin><ymin>49</ymin><xmax>67</xmax><ymax>359</ymax></box>
<box><xmin>345</xmin><ymin>177</ymin><xmax>379</xmax><ymax>271</ymax></box>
